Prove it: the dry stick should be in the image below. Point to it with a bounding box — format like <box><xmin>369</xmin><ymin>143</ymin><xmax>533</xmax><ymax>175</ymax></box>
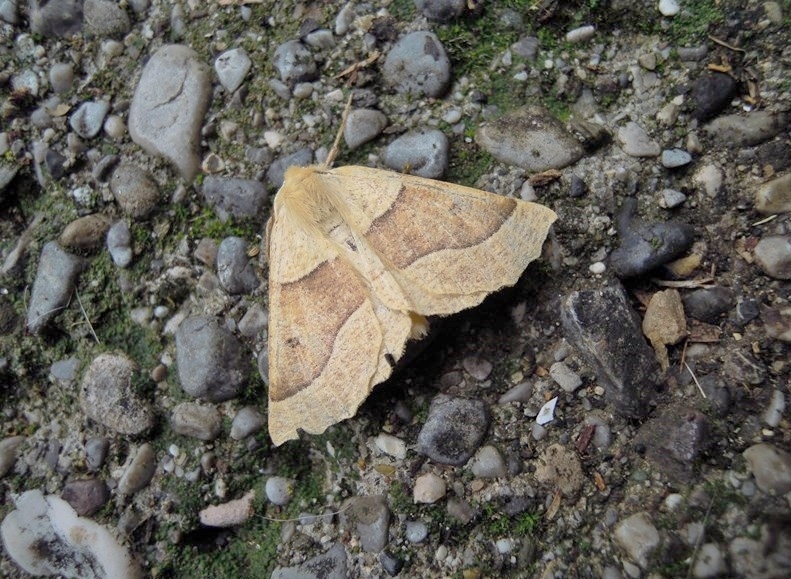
<box><xmin>323</xmin><ymin>93</ymin><xmax>354</xmax><ymax>169</ymax></box>
<box><xmin>75</xmin><ymin>289</ymin><xmax>100</xmax><ymax>344</ymax></box>
<box><xmin>260</xmin><ymin>503</ymin><xmax>351</xmax><ymax>524</ymax></box>
<box><xmin>708</xmin><ymin>34</ymin><xmax>746</xmax><ymax>53</ymax></box>
<box><xmin>685</xmin><ymin>361</ymin><xmax>707</xmax><ymax>399</ymax></box>
<box><xmin>752</xmin><ymin>214</ymin><xmax>778</xmax><ymax>227</ymax></box>
<box><xmin>686</xmin><ymin>498</ymin><xmax>714</xmax><ymax>579</ymax></box>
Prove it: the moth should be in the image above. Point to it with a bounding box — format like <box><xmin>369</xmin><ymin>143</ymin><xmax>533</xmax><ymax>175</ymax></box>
<box><xmin>266</xmin><ymin>104</ymin><xmax>557</xmax><ymax>446</ymax></box>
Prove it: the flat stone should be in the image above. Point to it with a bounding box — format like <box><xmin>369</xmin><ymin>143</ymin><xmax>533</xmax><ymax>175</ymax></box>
<box><xmin>476</xmin><ymin>106</ymin><xmax>584</xmax><ymax>171</ymax></box>
<box><xmin>642</xmin><ymin>289</ymin><xmax>686</xmax><ymax>371</ymax></box>
<box><xmin>754</xmin><ymin>235</ymin><xmax>791</xmax><ymax>279</ymax></box>
<box><xmin>344</xmin><ymin>108</ymin><xmax>387</xmax><ymax>150</ymax></box>
<box><xmin>59</xmin><ymin>213</ymin><xmax>112</xmax><ymax>249</ymax></box>
<box><xmin>690</xmin><ymin>72</ymin><xmax>737</xmax><ymax>121</ymax></box>
<box><xmin>549</xmin><ymin>361</ymin><xmax>582</xmax><ymax>392</ymax></box>
<box><xmin>69</xmin><ymin>100</ymin><xmax>110</xmax><ymax>139</ymax></box>
<box><xmin>80</xmin><ymin>353</ymin><xmax>155</xmax><ymax>435</ymax></box>
<box><xmin>61</xmin><ymin>478</ymin><xmax>110</xmax><ymax>516</ymax></box>
<box><xmin>217</xmin><ymin>236</ymin><xmax>258</xmax><ymax>294</ymax></box>
<box><xmin>469</xmin><ymin>445</ymin><xmax>507</xmax><ymax>478</ymax></box>
<box><xmin>413</xmin><ymin>473</ymin><xmax>446</xmax><ymax>503</ymax></box>
<box><xmin>617</xmin><ymin>121</ymin><xmax>661</xmax><ymax>157</ymax></box>
<box><xmin>29</xmin><ymin>0</ymin><xmax>83</xmax><ymax>37</ymax></box>
<box><xmin>107</xmin><ymin>220</ymin><xmax>133</xmax><ymax>267</ymax></box>
<box><xmin>703</xmin><ymin>111</ymin><xmax>790</xmax><ymax>147</ymax></box>
<box><xmin>560</xmin><ymin>284</ymin><xmax>660</xmax><ymax>418</ymax></box>
<box><xmin>171</xmin><ymin>402</ymin><xmax>222</xmax><ymax>440</ymax></box>
<box><xmin>683</xmin><ymin>287</ymin><xmax>733</xmax><ymax>322</ymax></box>
<box><xmin>26</xmin><ymin>242</ymin><xmax>85</xmax><ymax>333</ymax></box>
<box><xmin>230</xmin><ymin>406</ymin><xmax>266</xmax><ymax>440</ymax></box>
<box><xmin>83</xmin><ymin>0</ymin><xmax>131</xmax><ymax>38</ymax></box>
<box><xmin>756</xmin><ymin>173</ymin><xmax>791</xmax><ymax>214</ymax></box>
<box><xmin>613</xmin><ymin>512</ymin><xmax>661</xmax><ymax>568</ymax></box>
<box><xmin>128</xmin><ymin>44</ymin><xmax>211</xmax><ymax>181</ymax></box>
<box><xmin>415</xmin><ymin>0</ymin><xmax>465</xmax><ymax>22</ymax></box>
<box><xmin>661</xmin><ymin>148</ymin><xmax>692</xmax><ymax>168</ymax></box>
<box><xmin>273</xmin><ymin>40</ymin><xmax>318</xmax><ymax>84</ymax></box>
<box><xmin>265</xmin><ymin>476</ymin><xmax>293</xmax><ymax>506</ymax></box>
<box><xmin>215</xmin><ymin>47</ymin><xmax>251</xmax><ymax>93</ymax></box>
<box><xmin>118</xmin><ymin>443</ymin><xmax>157</xmax><ymax>495</ymax></box>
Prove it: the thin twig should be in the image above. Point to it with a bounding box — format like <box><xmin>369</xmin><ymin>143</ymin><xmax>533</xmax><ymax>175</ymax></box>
<box><xmin>651</xmin><ymin>278</ymin><xmax>716</xmax><ymax>289</ymax></box>
<box><xmin>685</xmin><ymin>362</ymin><xmax>707</xmax><ymax>399</ymax></box>
<box><xmin>75</xmin><ymin>289</ymin><xmax>99</xmax><ymax>344</ymax></box>
<box><xmin>260</xmin><ymin>503</ymin><xmax>351</xmax><ymax>523</ymax></box>
<box><xmin>708</xmin><ymin>34</ymin><xmax>746</xmax><ymax>53</ymax></box>
<box><xmin>686</xmin><ymin>498</ymin><xmax>714</xmax><ymax>578</ymax></box>
<box><xmin>752</xmin><ymin>214</ymin><xmax>778</xmax><ymax>227</ymax></box>
<box><xmin>324</xmin><ymin>93</ymin><xmax>354</xmax><ymax>169</ymax></box>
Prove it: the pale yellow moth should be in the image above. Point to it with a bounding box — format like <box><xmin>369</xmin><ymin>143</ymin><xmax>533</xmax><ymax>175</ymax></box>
<box><xmin>266</xmin><ymin>99</ymin><xmax>557</xmax><ymax>445</ymax></box>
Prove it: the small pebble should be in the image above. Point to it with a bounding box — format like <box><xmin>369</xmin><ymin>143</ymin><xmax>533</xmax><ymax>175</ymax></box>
<box><xmin>566</xmin><ymin>25</ymin><xmax>595</xmax><ymax>43</ymax></box>
<box><xmin>265</xmin><ymin>476</ymin><xmax>294</xmax><ymax>506</ymax></box>
<box><xmin>658</xmin><ymin>0</ymin><xmax>680</xmax><ymax>17</ymax></box>
<box><xmin>660</xmin><ymin>188</ymin><xmax>687</xmax><ymax>209</ymax></box>
<box><xmin>470</xmin><ymin>445</ymin><xmax>507</xmax><ymax>478</ymax></box>
<box><xmin>763</xmin><ymin>390</ymin><xmax>785</xmax><ymax>427</ymax></box>
<box><xmin>661</xmin><ymin>148</ymin><xmax>692</xmax><ymax>168</ymax></box>
<box><xmin>405</xmin><ymin>520</ymin><xmax>428</xmax><ymax>543</ymax></box>
<box><xmin>374</xmin><ymin>433</ymin><xmax>407</xmax><ymax>459</ymax></box>
<box><xmin>549</xmin><ymin>361</ymin><xmax>582</xmax><ymax>393</ymax></box>
<box><xmin>230</xmin><ymin>406</ymin><xmax>265</xmax><ymax>440</ymax></box>
<box><xmin>344</xmin><ymin>109</ymin><xmax>387</xmax><ymax>150</ymax></box>
<box><xmin>170</xmin><ymin>402</ymin><xmax>222</xmax><ymax>441</ymax></box>
<box><xmin>462</xmin><ymin>354</ymin><xmax>493</xmax><ymax>381</ymax></box>
<box><xmin>754</xmin><ymin>235</ymin><xmax>791</xmax><ymax>279</ymax></box>
<box><xmin>413</xmin><ymin>472</ymin><xmax>446</xmax><ymax>503</ymax></box>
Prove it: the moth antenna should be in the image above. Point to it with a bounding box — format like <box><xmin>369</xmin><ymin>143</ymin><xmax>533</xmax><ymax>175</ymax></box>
<box><xmin>324</xmin><ymin>92</ymin><xmax>354</xmax><ymax>169</ymax></box>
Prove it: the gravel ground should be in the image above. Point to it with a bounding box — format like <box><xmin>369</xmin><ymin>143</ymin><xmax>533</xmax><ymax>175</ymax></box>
<box><xmin>1</xmin><ymin>1</ymin><xmax>790</xmax><ymax>578</ymax></box>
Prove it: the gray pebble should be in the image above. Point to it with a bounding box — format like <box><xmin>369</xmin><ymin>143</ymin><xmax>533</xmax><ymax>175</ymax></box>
<box><xmin>49</xmin><ymin>62</ymin><xmax>74</xmax><ymax>93</ymax></box>
<box><xmin>238</xmin><ymin>303</ymin><xmax>268</xmax><ymax>337</ymax></box>
<box><xmin>202</xmin><ymin>176</ymin><xmax>267</xmax><ymax>221</ymax></box>
<box><xmin>754</xmin><ymin>235</ymin><xmax>791</xmax><ymax>279</ymax></box>
<box><xmin>683</xmin><ymin>287</ymin><xmax>733</xmax><ymax>322</ymax></box>
<box><xmin>470</xmin><ymin>445</ymin><xmax>507</xmax><ymax>478</ymax></box>
<box><xmin>613</xmin><ymin>512</ymin><xmax>660</xmax><ymax>568</ymax></box>
<box><xmin>50</xmin><ymin>356</ymin><xmax>79</xmax><ymax>382</ymax></box>
<box><xmin>704</xmin><ymin>111</ymin><xmax>791</xmax><ymax>148</ymax></box>
<box><xmin>383</xmin><ymin>128</ymin><xmax>449</xmax><ymax>179</ymax></box>
<box><xmin>273</xmin><ymin>40</ymin><xmax>317</xmax><ymax>84</ymax></box>
<box><xmin>245</xmin><ymin>146</ymin><xmax>273</xmax><ymax>166</ymax></box>
<box><xmin>383</xmin><ymin>31</ymin><xmax>451</xmax><ymax>98</ymax></box>
<box><xmin>344</xmin><ymin>109</ymin><xmax>387</xmax><ymax>150</ymax></box>
<box><xmin>128</xmin><ymin>44</ymin><xmax>212</xmax><ymax>181</ymax></box>
<box><xmin>569</xmin><ymin>174</ymin><xmax>587</xmax><ymax>197</ymax></box>
<box><xmin>26</xmin><ymin>242</ymin><xmax>85</xmax><ymax>333</ymax></box>
<box><xmin>69</xmin><ymin>100</ymin><xmax>110</xmax><ymax>139</ymax></box>
<box><xmin>267</xmin><ymin>148</ymin><xmax>313</xmax><ymax>188</ymax></box>
<box><xmin>230</xmin><ymin>406</ymin><xmax>266</xmax><ymax>440</ymax></box>
<box><xmin>0</xmin><ymin>436</ymin><xmax>25</xmax><ymax>478</ymax></box>
<box><xmin>80</xmin><ymin>353</ymin><xmax>155</xmax><ymax>435</ymax></box>
<box><xmin>175</xmin><ymin>316</ymin><xmax>246</xmax><ymax>402</ymax></box>
<box><xmin>379</xmin><ymin>551</ymin><xmax>403</xmax><ymax>577</ymax></box>
<box><xmin>609</xmin><ymin>198</ymin><xmax>695</xmax><ymax>278</ymax></box>
<box><xmin>462</xmin><ymin>354</ymin><xmax>493</xmax><ymax>381</ymax></box>
<box><xmin>660</xmin><ymin>188</ymin><xmax>687</xmax><ymax>209</ymax></box>
<box><xmin>446</xmin><ymin>498</ymin><xmax>474</xmax><ymax>524</ymax></box>
<box><xmin>44</xmin><ymin>148</ymin><xmax>67</xmax><ymax>179</ymax></box>
<box><xmin>118</xmin><ymin>443</ymin><xmax>157</xmax><ymax>495</ymax></box>
<box><xmin>215</xmin><ymin>47</ymin><xmax>252</xmax><ymax>93</ymax></box>
<box><xmin>617</xmin><ymin>121</ymin><xmax>661</xmax><ymax>157</ymax></box>
<box><xmin>335</xmin><ymin>2</ymin><xmax>355</xmax><ymax>35</ymax></box>
<box><xmin>110</xmin><ymin>163</ymin><xmax>160</xmax><ymax>219</ymax></box>
<box><xmin>476</xmin><ymin>106</ymin><xmax>584</xmax><ymax>171</ymax></box>
<box><xmin>61</xmin><ymin>478</ymin><xmax>110</xmax><ymax>516</ymax></box>
<box><xmin>171</xmin><ymin>402</ymin><xmax>222</xmax><ymax>441</ymax></box>
<box><xmin>107</xmin><ymin>220</ymin><xmax>133</xmax><ymax>267</ymax></box>
<box><xmin>340</xmin><ymin>495</ymin><xmax>390</xmax><ymax>552</ymax></box>
<box><xmin>103</xmin><ymin>114</ymin><xmax>125</xmax><ymax>140</ymax></box>
<box><xmin>498</xmin><ymin>381</ymin><xmax>534</xmax><ymax>404</ymax></box>
<box><xmin>84</xmin><ymin>437</ymin><xmax>109</xmax><ymax>471</ymax></box>
<box><xmin>549</xmin><ymin>361</ymin><xmax>582</xmax><ymax>393</ymax></box>
<box><xmin>265</xmin><ymin>476</ymin><xmax>294</xmax><ymax>506</ymax></box>
<box><xmin>695</xmin><ymin>374</ymin><xmax>731</xmax><ymax>417</ymax></box>
<box><xmin>661</xmin><ymin>148</ymin><xmax>692</xmax><ymax>168</ymax></box>
<box><xmin>417</xmin><ymin>394</ymin><xmax>490</xmax><ymax>466</ymax></box>
<box><xmin>83</xmin><ymin>0</ymin><xmax>131</xmax><ymax>38</ymax></box>
<box><xmin>304</xmin><ymin>29</ymin><xmax>334</xmax><ymax>50</ymax></box>
<box><xmin>217</xmin><ymin>237</ymin><xmax>259</xmax><ymax>294</ymax></box>
<box><xmin>0</xmin><ymin>0</ymin><xmax>19</xmax><ymax>24</ymax></box>
<box><xmin>692</xmin><ymin>543</ymin><xmax>726</xmax><ymax>578</ymax></box>
<box><xmin>405</xmin><ymin>520</ymin><xmax>428</xmax><ymax>543</ymax></box>
<box><xmin>512</xmin><ymin>36</ymin><xmax>539</xmax><ymax>61</ymax></box>
<box><xmin>763</xmin><ymin>389</ymin><xmax>785</xmax><ymax>427</ymax></box>
<box><xmin>415</xmin><ymin>0</ymin><xmax>465</xmax><ymax>22</ymax></box>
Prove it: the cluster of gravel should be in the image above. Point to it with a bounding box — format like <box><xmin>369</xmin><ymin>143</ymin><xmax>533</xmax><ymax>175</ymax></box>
<box><xmin>1</xmin><ymin>0</ymin><xmax>790</xmax><ymax>578</ymax></box>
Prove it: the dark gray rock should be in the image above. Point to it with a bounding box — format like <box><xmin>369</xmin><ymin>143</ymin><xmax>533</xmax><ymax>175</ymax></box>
<box><xmin>217</xmin><ymin>236</ymin><xmax>259</xmax><ymax>294</ymax></box>
<box><xmin>696</xmin><ymin>374</ymin><xmax>731</xmax><ymax>417</ymax></box>
<box><xmin>683</xmin><ymin>287</ymin><xmax>733</xmax><ymax>322</ymax></box>
<box><xmin>29</xmin><ymin>0</ymin><xmax>83</xmax><ymax>37</ymax></box>
<box><xmin>690</xmin><ymin>72</ymin><xmax>737</xmax><ymax>121</ymax></box>
<box><xmin>202</xmin><ymin>176</ymin><xmax>267</xmax><ymax>222</ymax></box>
<box><xmin>560</xmin><ymin>284</ymin><xmax>661</xmax><ymax>418</ymax></box>
<box><xmin>80</xmin><ymin>353</ymin><xmax>155</xmax><ymax>435</ymax></box>
<box><xmin>380</xmin><ymin>551</ymin><xmax>404</xmax><ymax>576</ymax></box>
<box><xmin>734</xmin><ymin>296</ymin><xmax>760</xmax><ymax>326</ymax></box>
<box><xmin>61</xmin><ymin>478</ymin><xmax>110</xmax><ymax>516</ymax></box>
<box><xmin>267</xmin><ymin>148</ymin><xmax>313</xmax><ymax>189</ymax></box>
<box><xmin>340</xmin><ymin>495</ymin><xmax>390</xmax><ymax>553</ymax></box>
<box><xmin>271</xmin><ymin>543</ymin><xmax>347</xmax><ymax>579</ymax></box>
<box><xmin>417</xmin><ymin>394</ymin><xmax>490</xmax><ymax>466</ymax></box>
<box><xmin>175</xmin><ymin>316</ymin><xmax>246</xmax><ymax>402</ymax></box>
<box><xmin>635</xmin><ymin>403</ymin><xmax>712</xmax><ymax>483</ymax></box>
<box><xmin>414</xmin><ymin>0</ymin><xmax>465</xmax><ymax>22</ymax></box>
<box><xmin>110</xmin><ymin>163</ymin><xmax>160</xmax><ymax>219</ymax></box>
<box><xmin>84</xmin><ymin>437</ymin><xmax>109</xmax><ymax>471</ymax></box>
<box><xmin>383</xmin><ymin>31</ymin><xmax>451</xmax><ymax>98</ymax></box>
<box><xmin>383</xmin><ymin>128</ymin><xmax>449</xmax><ymax>179</ymax></box>
<box><xmin>128</xmin><ymin>44</ymin><xmax>211</xmax><ymax>181</ymax></box>
<box><xmin>609</xmin><ymin>198</ymin><xmax>695</xmax><ymax>278</ymax></box>
<box><xmin>26</xmin><ymin>242</ymin><xmax>85</xmax><ymax>333</ymax></box>
<box><xmin>273</xmin><ymin>40</ymin><xmax>317</xmax><ymax>84</ymax></box>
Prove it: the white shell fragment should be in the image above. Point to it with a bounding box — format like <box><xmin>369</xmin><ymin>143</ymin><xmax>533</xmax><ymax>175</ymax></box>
<box><xmin>536</xmin><ymin>396</ymin><xmax>559</xmax><ymax>425</ymax></box>
<box><xmin>0</xmin><ymin>489</ymin><xmax>142</xmax><ymax>578</ymax></box>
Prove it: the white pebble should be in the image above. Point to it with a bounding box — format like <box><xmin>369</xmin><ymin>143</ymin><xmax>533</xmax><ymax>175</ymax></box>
<box><xmin>103</xmin><ymin>115</ymin><xmax>126</xmax><ymax>140</ymax></box>
<box><xmin>566</xmin><ymin>25</ymin><xmax>595</xmax><ymax>43</ymax></box>
<box><xmin>589</xmin><ymin>261</ymin><xmax>606</xmax><ymax>274</ymax></box>
<box><xmin>405</xmin><ymin>520</ymin><xmax>428</xmax><ymax>543</ymax></box>
<box><xmin>413</xmin><ymin>473</ymin><xmax>446</xmax><ymax>504</ymax></box>
<box><xmin>496</xmin><ymin>538</ymin><xmax>513</xmax><ymax>553</ymax></box>
<box><xmin>763</xmin><ymin>389</ymin><xmax>785</xmax><ymax>427</ymax></box>
<box><xmin>443</xmin><ymin>109</ymin><xmax>462</xmax><ymax>124</ymax></box>
<box><xmin>374</xmin><ymin>433</ymin><xmax>407</xmax><ymax>459</ymax></box>
<box><xmin>658</xmin><ymin>0</ymin><xmax>680</xmax><ymax>17</ymax></box>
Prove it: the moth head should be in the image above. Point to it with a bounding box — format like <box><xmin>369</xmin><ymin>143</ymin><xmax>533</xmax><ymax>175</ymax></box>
<box><xmin>276</xmin><ymin>166</ymin><xmax>336</xmax><ymax>230</ymax></box>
